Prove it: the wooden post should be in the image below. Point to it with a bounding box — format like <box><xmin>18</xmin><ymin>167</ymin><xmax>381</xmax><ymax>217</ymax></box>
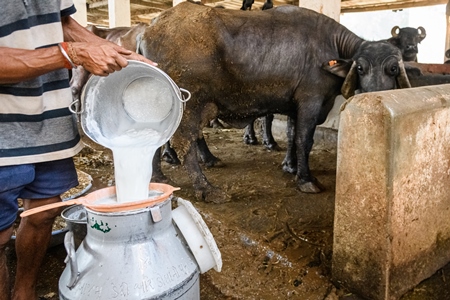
<box><xmin>72</xmin><ymin>0</ymin><xmax>88</xmax><ymax>27</ymax></box>
<box><xmin>173</xmin><ymin>0</ymin><xmax>186</xmax><ymax>6</ymax></box>
<box><xmin>299</xmin><ymin>0</ymin><xmax>341</xmax><ymax>21</ymax></box>
<box><xmin>108</xmin><ymin>0</ymin><xmax>131</xmax><ymax>27</ymax></box>
<box><xmin>445</xmin><ymin>0</ymin><xmax>450</xmax><ymax>61</ymax></box>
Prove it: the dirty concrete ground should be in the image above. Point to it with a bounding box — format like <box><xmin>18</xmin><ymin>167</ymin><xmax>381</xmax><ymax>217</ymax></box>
<box><xmin>6</xmin><ymin>124</ymin><xmax>450</xmax><ymax>299</ymax></box>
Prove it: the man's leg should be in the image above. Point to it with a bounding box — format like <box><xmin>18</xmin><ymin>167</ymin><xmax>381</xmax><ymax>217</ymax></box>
<box><xmin>12</xmin><ymin>196</ymin><xmax>61</xmax><ymax>300</ymax></box>
<box><xmin>0</xmin><ymin>226</ymin><xmax>14</xmax><ymax>300</ymax></box>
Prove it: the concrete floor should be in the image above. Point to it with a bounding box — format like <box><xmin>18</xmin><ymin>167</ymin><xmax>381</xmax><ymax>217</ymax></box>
<box><xmin>6</xmin><ymin>125</ymin><xmax>450</xmax><ymax>300</ymax></box>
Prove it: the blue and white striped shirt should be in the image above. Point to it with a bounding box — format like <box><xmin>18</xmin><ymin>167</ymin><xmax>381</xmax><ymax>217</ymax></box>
<box><xmin>0</xmin><ymin>0</ymin><xmax>83</xmax><ymax>166</ymax></box>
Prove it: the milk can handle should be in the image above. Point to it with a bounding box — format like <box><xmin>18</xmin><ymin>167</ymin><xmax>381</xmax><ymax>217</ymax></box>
<box><xmin>64</xmin><ymin>231</ymin><xmax>80</xmax><ymax>288</ymax></box>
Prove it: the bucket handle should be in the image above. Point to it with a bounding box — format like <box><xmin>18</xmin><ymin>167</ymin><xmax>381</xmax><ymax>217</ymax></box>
<box><xmin>160</xmin><ymin>67</ymin><xmax>190</xmax><ymax>103</ymax></box>
<box><xmin>69</xmin><ymin>98</ymin><xmax>84</xmax><ymax>115</ymax></box>
<box><xmin>178</xmin><ymin>88</ymin><xmax>191</xmax><ymax>103</ymax></box>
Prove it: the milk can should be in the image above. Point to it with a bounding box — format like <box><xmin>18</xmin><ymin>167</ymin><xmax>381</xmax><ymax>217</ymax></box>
<box><xmin>59</xmin><ymin>185</ymin><xmax>221</xmax><ymax>300</ymax></box>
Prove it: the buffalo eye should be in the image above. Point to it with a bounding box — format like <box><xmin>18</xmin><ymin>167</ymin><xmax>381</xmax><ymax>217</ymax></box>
<box><xmin>388</xmin><ymin>65</ymin><xmax>399</xmax><ymax>76</ymax></box>
<box><xmin>356</xmin><ymin>64</ymin><xmax>364</xmax><ymax>75</ymax></box>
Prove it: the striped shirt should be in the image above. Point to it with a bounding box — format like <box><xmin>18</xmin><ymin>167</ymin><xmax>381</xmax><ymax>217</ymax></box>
<box><xmin>0</xmin><ymin>0</ymin><xmax>83</xmax><ymax>166</ymax></box>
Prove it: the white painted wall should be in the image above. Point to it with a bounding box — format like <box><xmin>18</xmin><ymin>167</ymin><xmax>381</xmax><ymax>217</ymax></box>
<box><xmin>340</xmin><ymin>5</ymin><xmax>447</xmax><ymax>63</ymax></box>
<box><xmin>300</xmin><ymin>0</ymin><xmax>341</xmax><ymax>21</ymax></box>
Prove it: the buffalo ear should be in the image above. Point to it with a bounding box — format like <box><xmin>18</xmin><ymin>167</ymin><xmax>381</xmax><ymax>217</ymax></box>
<box><xmin>386</xmin><ymin>37</ymin><xmax>400</xmax><ymax>48</ymax></box>
<box><xmin>403</xmin><ymin>62</ymin><xmax>423</xmax><ymax>78</ymax></box>
<box><xmin>322</xmin><ymin>59</ymin><xmax>353</xmax><ymax>78</ymax></box>
<box><xmin>322</xmin><ymin>59</ymin><xmax>357</xmax><ymax>99</ymax></box>
<box><xmin>340</xmin><ymin>61</ymin><xmax>359</xmax><ymax>99</ymax></box>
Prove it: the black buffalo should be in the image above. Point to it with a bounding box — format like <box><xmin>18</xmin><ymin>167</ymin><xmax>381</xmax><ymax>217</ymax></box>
<box><xmin>387</xmin><ymin>26</ymin><xmax>426</xmax><ymax>62</ymax></box>
<box><xmin>262</xmin><ymin>0</ymin><xmax>273</xmax><ymax>10</ymax></box>
<box><xmin>139</xmin><ymin>3</ymin><xmax>410</xmax><ymax>203</ymax></box>
<box><xmin>244</xmin><ymin>25</ymin><xmax>427</xmax><ymax>152</ymax></box>
<box><xmin>240</xmin><ymin>0</ymin><xmax>254</xmax><ymax>11</ymax></box>
<box><xmin>240</xmin><ymin>0</ymin><xmax>272</xmax><ymax>11</ymax></box>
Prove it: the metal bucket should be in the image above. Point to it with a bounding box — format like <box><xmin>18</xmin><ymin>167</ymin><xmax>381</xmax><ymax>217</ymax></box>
<box><xmin>76</xmin><ymin>60</ymin><xmax>190</xmax><ymax>150</ymax></box>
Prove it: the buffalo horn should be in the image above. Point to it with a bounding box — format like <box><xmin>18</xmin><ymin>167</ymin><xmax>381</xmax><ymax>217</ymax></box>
<box><xmin>391</xmin><ymin>26</ymin><xmax>400</xmax><ymax>37</ymax></box>
<box><xmin>417</xmin><ymin>26</ymin><xmax>426</xmax><ymax>40</ymax></box>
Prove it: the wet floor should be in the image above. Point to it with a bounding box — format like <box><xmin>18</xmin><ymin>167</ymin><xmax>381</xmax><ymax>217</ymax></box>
<box><xmin>6</xmin><ymin>126</ymin><xmax>450</xmax><ymax>299</ymax></box>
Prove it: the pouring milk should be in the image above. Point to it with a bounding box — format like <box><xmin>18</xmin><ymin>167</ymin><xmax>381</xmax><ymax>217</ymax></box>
<box><xmin>81</xmin><ymin>64</ymin><xmax>182</xmax><ymax>203</ymax></box>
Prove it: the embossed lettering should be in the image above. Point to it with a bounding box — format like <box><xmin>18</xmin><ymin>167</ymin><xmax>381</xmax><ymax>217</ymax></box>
<box><xmin>111</xmin><ymin>282</ymin><xmax>129</xmax><ymax>298</ymax></box>
<box><xmin>77</xmin><ymin>282</ymin><xmax>102</xmax><ymax>299</ymax></box>
<box><xmin>134</xmin><ymin>276</ymin><xmax>155</xmax><ymax>294</ymax></box>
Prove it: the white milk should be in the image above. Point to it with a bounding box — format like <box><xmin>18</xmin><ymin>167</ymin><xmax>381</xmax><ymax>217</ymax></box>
<box><xmin>123</xmin><ymin>77</ymin><xmax>173</xmax><ymax>123</ymax></box>
<box><xmin>103</xmin><ymin>128</ymin><xmax>161</xmax><ymax>203</ymax></box>
<box><xmin>113</xmin><ymin>145</ymin><xmax>156</xmax><ymax>203</ymax></box>
<box><xmin>85</xmin><ymin>115</ymin><xmax>163</xmax><ymax>203</ymax></box>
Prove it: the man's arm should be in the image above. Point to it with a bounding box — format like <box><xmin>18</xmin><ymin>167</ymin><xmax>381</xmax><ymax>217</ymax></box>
<box><xmin>0</xmin><ymin>16</ymin><xmax>155</xmax><ymax>84</ymax></box>
<box><xmin>0</xmin><ymin>46</ymin><xmax>68</xmax><ymax>84</ymax></box>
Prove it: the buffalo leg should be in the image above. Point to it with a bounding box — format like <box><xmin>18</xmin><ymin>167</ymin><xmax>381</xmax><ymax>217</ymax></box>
<box><xmin>295</xmin><ymin>106</ymin><xmax>324</xmax><ymax>193</ymax></box>
<box><xmin>243</xmin><ymin>120</ymin><xmax>258</xmax><ymax>145</ymax></box>
<box><xmin>282</xmin><ymin>116</ymin><xmax>297</xmax><ymax>174</ymax></box>
<box><xmin>161</xmin><ymin>141</ymin><xmax>181</xmax><ymax>165</ymax></box>
<box><xmin>209</xmin><ymin>118</ymin><xmax>224</xmax><ymax>129</ymax></box>
<box><xmin>197</xmin><ymin>136</ymin><xmax>223</xmax><ymax>167</ymax></box>
<box><xmin>151</xmin><ymin>146</ymin><xmax>171</xmax><ymax>183</ymax></box>
<box><xmin>70</xmin><ymin>66</ymin><xmax>90</xmax><ymax>103</ymax></box>
<box><xmin>162</xmin><ymin>138</ymin><xmax>223</xmax><ymax>167</ymax></box>
<box><xmin>183</xmin><ymin>140</ymin><xmax>229</xmax><ymax>203</ymax></box>
<box><xmin>261</xmin><ymin>114</ymin><xmax>280</xmax><ymax>151</ymax></box>
<box><xmin>171</xmin><ymin>101</ymin><xmax>228</xmax><ymax>202</ymax></box>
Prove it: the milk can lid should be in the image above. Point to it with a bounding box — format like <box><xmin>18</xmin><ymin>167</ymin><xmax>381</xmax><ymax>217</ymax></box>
<box><xmin>172</xmin><ymin>197</ymin><xmax>222</xmax><ymax>273</ymax></box>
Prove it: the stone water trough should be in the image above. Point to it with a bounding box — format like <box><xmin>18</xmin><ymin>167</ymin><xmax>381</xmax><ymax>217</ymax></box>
<box><xmin>333</xmin><ymin>83</ymin><xmax>450</xmax><ymax>300</ymax></box>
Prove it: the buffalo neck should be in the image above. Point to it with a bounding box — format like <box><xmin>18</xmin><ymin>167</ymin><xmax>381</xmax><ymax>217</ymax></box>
<box><xmin>334</xmin><ymin>28</ymin><xmax>364</xmax><ymax>59</ymax></box>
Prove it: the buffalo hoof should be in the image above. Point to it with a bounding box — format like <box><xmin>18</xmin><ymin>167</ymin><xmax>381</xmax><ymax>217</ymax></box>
<box><xmin>162</xmin><ymin>152</ymin><xmax>181</xmax><ymax>165</ymax></box>
<box><xmin>203</xmin><ymin>157</ymin><xmax>225</xmax><ymax>168</ymax></box>
<box><xmin>195</xmin><ymin>185</ymin><xmax>231</xmax><ymax>204</ymax></box>
<box><xmin>210</xmin><ymin>119</ymin><xmax>225</xmax><ymax>129</ymax></box>
<box><xmin>282</xmin><ymin>162</ymin><xmax>297</xmax><ymax>174</ymax></box>
<box><xmin>243</xmin><ymin>135</ymin><xmax>258</xmax><ymax>145</ymax></box>
<box><xmin>151</xmin><ymin>172</ymin><xmax>173</xmax><ymax>184</ymax></box>
<box><xmin>298</xmin><ymin>179</ymin><xmax>324</xmax><ymax>193</ymax></box>
<box><xmin>263</xmin><ymin>141</ymin><xmax>281</xmax><ymax>151</ymax></box>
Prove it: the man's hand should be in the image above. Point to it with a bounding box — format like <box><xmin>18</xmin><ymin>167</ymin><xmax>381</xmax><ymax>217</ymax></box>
<box><xmin>62</xmin><ymin>16</ymin><xmax>157</xmax><ymax>76</ymax></box>
<box><xmin>68</xmin><ymin>41</ymin><xmax>155</xmax><ymax>76</ymax></box>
